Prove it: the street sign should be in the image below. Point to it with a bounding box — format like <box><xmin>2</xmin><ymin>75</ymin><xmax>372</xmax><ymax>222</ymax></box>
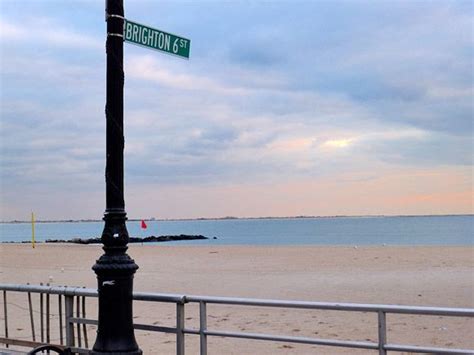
<box><xmin>124</xmin><ymin>19</ymin><xmax>190</xmax><ymax>59</ymax></box>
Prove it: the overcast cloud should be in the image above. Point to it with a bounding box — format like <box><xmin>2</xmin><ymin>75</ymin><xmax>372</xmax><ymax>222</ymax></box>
<box><xmin>0</xmin><ymin>0</ymin><xmax>472</xmax><ymax>220</ymax></box>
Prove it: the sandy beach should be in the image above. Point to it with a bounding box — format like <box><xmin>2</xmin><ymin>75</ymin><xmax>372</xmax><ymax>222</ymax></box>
<box><xmin>0</xmin><ymin>244</ymin><xmax>473</xmax><ymax>354</ymax></box>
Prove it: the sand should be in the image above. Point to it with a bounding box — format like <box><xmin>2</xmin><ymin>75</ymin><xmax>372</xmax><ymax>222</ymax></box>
<box><xmin>0</xmin><ymin>244</ymin><xmax>473</xmax><ymax>354</ymax></box>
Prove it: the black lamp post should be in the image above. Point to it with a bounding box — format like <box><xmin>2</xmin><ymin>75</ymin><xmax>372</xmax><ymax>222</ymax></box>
<box><xmin>91</xmin><ymin>0</ymin><xmax>142</xmax><ymax>353</ymax></box>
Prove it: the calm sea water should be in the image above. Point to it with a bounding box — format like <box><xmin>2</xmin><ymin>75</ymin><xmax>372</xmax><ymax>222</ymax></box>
<box><xmin>0</xmin><ymin>216</ymin><xmax>472</xmax><ymax>246</ymax></box>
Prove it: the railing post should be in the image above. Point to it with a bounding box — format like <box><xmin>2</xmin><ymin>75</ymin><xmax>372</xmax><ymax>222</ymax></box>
<box><xmin>46</xmin><ymin>292</ymin><xmax>50</xmax><ymax>345</ymax></box>
<box><xmin>40</xmin><ymin>285</ymin><xmax>44</xmax><ymax>343</ymax></box>
<box><xmin>199</xmin><ymin>301</ymin><xmax>207</xmax><ymax>355</ymax></box>
<box><xmin>28</xmin><ymin>291</ymin><xmax>36</xmax><ymax>342</ymax></box>
<box><xmin>58</xmin><ymin>295</ymin><xmax>63</xmax><ymax>345</ymax></box>
<box><xmin>378</xmin><ymin>311</ymin><xmax>387</xmax><ymax>355</ymax></box>
<box><xmin>65</xmin><ymin>295</ymin><xmax>75</xmax><ymax>347</ymax></box>
<box><xmin>76</xmin><ymin>296</ymin><xmax>82</xmax><ymax>348</ymax></box>
<box><xmin>3</xmin><ymin>290</ymin><xmax>8</xmax><ymax>348</ymax></box>
<box><xmin>82</xmin><ymin>295</ymin><xmax>89</xmax><ymax>348</ymax></box>
<box><xmin>176</xmin><ymin>302</ymin><xmax>185</xmax><ymax>355</ymax></box>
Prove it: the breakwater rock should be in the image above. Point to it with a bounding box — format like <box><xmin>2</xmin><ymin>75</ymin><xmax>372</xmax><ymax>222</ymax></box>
<box><xmin>45</xmin><ymin>234</ymin><xmax>208</xmax><ymax>244</ymax></box>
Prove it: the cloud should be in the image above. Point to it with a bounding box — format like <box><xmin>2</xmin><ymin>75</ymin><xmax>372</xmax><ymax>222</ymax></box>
<box><xmin>126</xmin><ymin>55</ymin><xmax>254</xmax><ymax>96</ymax></box>
<box><xmin>0</xmin><ymin>1</ymin><xmax>472</xmax><ymax>219</ymax></box>
<box><xmin>229</xmin><ymin>42</ymin><xmax>282</xmax><ymax>67</ymax></box>
<box><xmin>0</xmin><ymin>19</ymin><xmax>24</xmax><ymax>39</ymax></box>
<box><xmin>124</xmin><ymin>165</ymin><xmax>473</xmax><ymax>219</ymax></box>
<box><xmin>0</xmin><ymin>18</ymin><xmax>101</xmax><ymax>49</ymax></box>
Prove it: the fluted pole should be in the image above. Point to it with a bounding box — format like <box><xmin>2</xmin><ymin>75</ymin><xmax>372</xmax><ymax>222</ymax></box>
<box><xmin>91</xmin><ymin>0</ymin><xmax>142</xmax><ymax>353</ymax></box>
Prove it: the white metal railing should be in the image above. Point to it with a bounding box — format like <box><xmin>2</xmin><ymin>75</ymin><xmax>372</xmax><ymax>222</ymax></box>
<box><xmin>1</xmin><ymin>283</ymin><xmax>473</xmax><ymax>354</ymax></box>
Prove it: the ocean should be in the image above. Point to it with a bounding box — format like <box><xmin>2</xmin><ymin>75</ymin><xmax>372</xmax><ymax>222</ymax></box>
<box><xmin>0</xmin><ymin>215</ymin><xmax>472</xmax><ymax>246</ymax></box>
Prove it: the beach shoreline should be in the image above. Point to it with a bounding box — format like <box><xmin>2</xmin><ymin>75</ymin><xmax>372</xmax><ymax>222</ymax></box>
<box><xmin>1</xmin><ymin>244</ymin><xmax>473</xmax><ymax>353</ymax></box>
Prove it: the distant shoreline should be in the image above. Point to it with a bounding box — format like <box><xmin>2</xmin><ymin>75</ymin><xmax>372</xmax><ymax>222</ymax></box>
<box><xmin>1</xmin><ymin>214</ymin><xmax>472</xmax><ymax>224</ymax></box>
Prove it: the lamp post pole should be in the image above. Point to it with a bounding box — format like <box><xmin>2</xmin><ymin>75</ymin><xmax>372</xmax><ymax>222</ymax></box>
<box><xmin>91</xmin><ymin>0</ymin><xmax>142</xmax><ymax>354</ymax></box>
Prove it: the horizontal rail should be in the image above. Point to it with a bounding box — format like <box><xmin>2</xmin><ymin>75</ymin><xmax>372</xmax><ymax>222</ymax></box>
<box><xmin>69</xmin><ymin>317</ymin><xmax>97</xmax><ymax>326</ymax></box>
<box><xmin>181</xmin><ymin>330</ymin><xmax>474</xmax><ymax>354</ymax></box>
<box><xmin>384</xmin><ymin>343</ymin><xmax>474</xmax><ymax>354</ymax></box>
<box><xmin>69</xmin><ymin>317</ymin><xmax>177</xmax><ymax>334</ymax></box>
<box><xmin>0</xmin><ymin>284</ymin><xmax>186</xmax><ymax>304</ymax></box>
<box><xmin>184</xmin><ymin>329</ymin><xmax>378</xmax><ymax>349</ymax></box>
<box><xmin>0</xmin><ymin>284</ymin><xmax>97</xmax><ymax>297</ymax></box>
<box><xmin>184</xmin><ymin>329</ymin><xmax>473</xmax><ymax>355</ymax></box>
<box><xmin>62</xmin><ymin>315</ymin><xmax>474</xmax><ymax>353</ymax></box>
<box><xmin>2</xmin><ymin>284</ymin><xmax>472</xmax><ymax>317</ymax></box>
<box><xmin>2</xmin><ymin>283</ymin><xmax>473</xmax><ymax>355</ymax></box>
<box><xmin>134</xmin><ymin>291</ymin><xmax>186</xmax><ymax>304</ymax></box>
<box><xmin>134</xmin><ymin>324</ymin><xmax>177</xmax><ymax>334</ymax></box>
<box><xmin>185</xmin><ymin>295</ymin><xmax>474</xmax><ymax>317</ymax></box>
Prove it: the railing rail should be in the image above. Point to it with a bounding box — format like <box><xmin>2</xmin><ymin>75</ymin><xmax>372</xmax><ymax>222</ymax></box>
<box><xmin>1</xmin><ymin>283</ymin><xmax>473</xmax><ymax>354</ymax></box>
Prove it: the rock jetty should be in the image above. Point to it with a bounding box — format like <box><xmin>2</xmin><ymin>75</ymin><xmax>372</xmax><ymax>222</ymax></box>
<box><xmin>45</xmin><ymin>234</ymin><xmax>208</xmax><ymax>244</ymax></box>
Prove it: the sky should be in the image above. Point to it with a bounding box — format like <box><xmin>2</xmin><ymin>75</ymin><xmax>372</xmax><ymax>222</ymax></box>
<box><xmin>0</xmin><ymin>0</ymin><xmax>472</xmax><ymax>221</ymax></box>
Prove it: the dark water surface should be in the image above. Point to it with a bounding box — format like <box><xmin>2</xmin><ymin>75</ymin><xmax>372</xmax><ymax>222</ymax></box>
<box><xmin>1</xmin><ymin>215</ymin><xmax>472</xmax><ymax>246</ymax></box>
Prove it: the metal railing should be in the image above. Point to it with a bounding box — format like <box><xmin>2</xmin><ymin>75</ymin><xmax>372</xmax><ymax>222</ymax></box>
<box><xmin>1</xmin><ymin>283</ymin><xmax>473</xmax><ymax>354</ymax></box>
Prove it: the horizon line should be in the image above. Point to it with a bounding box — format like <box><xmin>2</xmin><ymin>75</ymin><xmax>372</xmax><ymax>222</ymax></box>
<box><xmin>1</xmin><ymin>213</ymin><xmax>472</xmax><ymax>224</ymax></box>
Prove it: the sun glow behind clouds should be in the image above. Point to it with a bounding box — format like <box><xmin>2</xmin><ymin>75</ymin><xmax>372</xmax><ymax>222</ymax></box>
<box><xmin>323</xmin><ymin>139</ymin><xmax>353</xmax><ymax>148</ymax></box>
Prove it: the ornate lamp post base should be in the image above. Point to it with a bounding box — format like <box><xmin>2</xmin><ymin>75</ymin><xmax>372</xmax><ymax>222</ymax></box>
<box><xmin>92</xmin><ymin>213</ymin><xmax>142</xmax><ymax>355</ymax></box>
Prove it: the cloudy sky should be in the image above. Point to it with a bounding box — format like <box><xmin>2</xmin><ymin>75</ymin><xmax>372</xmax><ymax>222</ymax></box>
<box><xmin>0</xmin><ymin>0</ymin><xmax>472</xmax><ymax>220</ymax></box>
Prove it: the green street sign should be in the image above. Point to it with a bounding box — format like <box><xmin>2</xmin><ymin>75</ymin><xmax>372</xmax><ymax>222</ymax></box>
<box><xmin>123</xmin><ymin>19</ymin><xmax>190</xmax><ymax>59</ymax></box>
